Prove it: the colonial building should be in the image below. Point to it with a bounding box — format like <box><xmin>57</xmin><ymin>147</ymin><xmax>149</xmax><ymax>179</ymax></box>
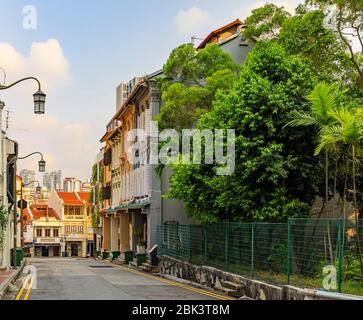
<box><xmin>48</xmin><ymin>191</ymin><xmax>89</xmax><ymax>257</ymax></box>
<box><xmin>90</xmin><ymin>151</ymin><xmax>104</xmax><ymax>255</ymax></box>
<box><xmin>0</xmin><ymin>131</ymin><xmax>18</xmax><ymax>268</ymax></box>
<box><xmin>197</xmin><ymin>19</ymin><xmax>253</xmax><ymax>65</ymax></box>
<box><xmin>23</xmin><ymin>204</ymin><xmax>62</xmax><ymax>257</ymax></box>
<box><xmin>97</xmin><ymin>19</ymin><xmax>255</xmax><ymax>262</ymax></box>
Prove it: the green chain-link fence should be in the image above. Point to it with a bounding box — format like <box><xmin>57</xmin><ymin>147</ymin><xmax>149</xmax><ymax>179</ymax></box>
<box><xmin>157</xmin><ymin>219</ymin><xmax>363</xmax><ymax>296</ymax></box>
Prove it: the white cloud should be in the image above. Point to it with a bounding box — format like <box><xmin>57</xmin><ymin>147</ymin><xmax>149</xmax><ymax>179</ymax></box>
<box><xmin>10</xmin><ymin>113</ymin><xmax>97</xmax><ymax>181</ymax></box>
<box><xmin>239</xmin><ymin>0</ymin><xmax>302</xmax><ymax>20</ymax></box>
<box><xmin>175</xmin><ymin>6</ymin><xmax>213</xmax><ymax>36</ymax></box>
<box><xmin>0</xmin><ymin>39</ymin><xmax>71</xmax><ymax>92</ymax></box>
<box><xmin>0</xmin><ymin>39</ymin><xmax>95</xmax><ymax>181</ymax></box>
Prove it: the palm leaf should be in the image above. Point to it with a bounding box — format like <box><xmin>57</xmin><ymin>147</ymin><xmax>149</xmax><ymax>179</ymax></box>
<box><xmin>284</xmin><ymin>110</ymin><xmax>318</xmax><ymax>129</ymax></box>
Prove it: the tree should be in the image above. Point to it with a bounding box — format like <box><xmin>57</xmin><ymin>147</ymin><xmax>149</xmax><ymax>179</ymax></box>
<box><xmin>243</xmin><ymin>3</ymin><xmax>291</xmax><ymax>41</ymax></box>
<box><xmin>157</xmin><ymin>43</ymin><xmax>239</xmax><ymax>131</ymax></box>
<box><xmin>278</xmin><ymin>9</ymin><xmax>353</xmax><ymax>84</ymax></box>
<box><xmin>285</xmin><ymin>83</ymin><xmax>342</xmax><ymax>209</ymax></box>
<box><xmin>306</xmin><ymin>0</ymin><xmax>363</xmax><ymax>89</ymax></box>
<box><xmin>168</xmin><ymin>41</ymin><xmax>321</xmax><ymax>223</ymax></box>
<box><xmin>316</xmin><ymin>105</ymin><xmax>363</xmax><ymax>270</ymax></box>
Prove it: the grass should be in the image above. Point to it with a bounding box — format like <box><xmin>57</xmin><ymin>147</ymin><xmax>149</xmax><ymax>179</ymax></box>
<box><xmin>181</xmin><ymin>254</ymin><xmax>363</xmax><ymax>297</ymax></box>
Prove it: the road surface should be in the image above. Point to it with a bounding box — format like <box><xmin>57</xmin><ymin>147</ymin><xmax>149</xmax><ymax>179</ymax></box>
<box><xmin>12</xmin><ymin>258</ymin><xmax>230</xmax><ymax>300</ymax></box>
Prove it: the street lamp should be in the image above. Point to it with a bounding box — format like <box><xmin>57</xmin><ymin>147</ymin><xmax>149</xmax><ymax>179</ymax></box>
<box><xmin>0</xmin><ymin>76</ymin><xmax>46</xmax><ymax>114</ymax></box>
<box><xmin>7</xmin><ymin>152</ymin><xmax>46</xmax><ymax>267</ymax></box>
<box><xmin>38</xmin><ymin>159</ymin><xmax>46</xmax><ymax>172</ymax></box>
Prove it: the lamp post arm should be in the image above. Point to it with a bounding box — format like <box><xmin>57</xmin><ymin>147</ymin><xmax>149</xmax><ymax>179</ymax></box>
<box><xmin>0</xmin><ymin>77</ymin><xmax>41</xmax><ymax>91</ymax></box>
<box><xmin>8</xmin><ymin>151</ymin><xmax>44</xmax><ymax>166</ymax></box>
<box><xmin>23</xmin><ymin>180</ymin><xmax>41</xmax><ymax>188</ymax></box>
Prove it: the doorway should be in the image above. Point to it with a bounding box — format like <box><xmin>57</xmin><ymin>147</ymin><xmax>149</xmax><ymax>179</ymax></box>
<box><xmin>42</xmin><ymin>246</ymin><xmax>49</xmax><ymax>257</ymax></box>
<box><xmin>53</xmin><ymin>246</ymin><xmax>60</xmax><ymax>257</ymax></box>
<box><xmin>71</xmin><ymin>244</ymin><xmax>78</xmax><ymax>257</ymax></box>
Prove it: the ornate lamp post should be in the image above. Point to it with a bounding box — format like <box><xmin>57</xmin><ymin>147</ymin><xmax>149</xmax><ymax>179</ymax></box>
<box><xmin>0</xmin><ymin>76</ymin><xmax>46</xmax><ymax>114</ymax></box>
<box><xmin>0</xmin><ymin>70</ymin><xmax>46</xmax><ymax>268</ymax></box>
<box><xmin>7</xmin><ymin>152</ymin><xmax>46</xmax><ymax>267</ymax></box>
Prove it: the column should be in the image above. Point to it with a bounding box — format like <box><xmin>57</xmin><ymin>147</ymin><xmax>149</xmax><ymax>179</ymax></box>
<box><xmin>119</xmin><ymin>212</ymin><xmax>130</xmax><ymax>252</ymax></box>
<box><xmin>147</xmin><ymin>80</ymin><xmax>162</xmax><ymax>252</ymax></box>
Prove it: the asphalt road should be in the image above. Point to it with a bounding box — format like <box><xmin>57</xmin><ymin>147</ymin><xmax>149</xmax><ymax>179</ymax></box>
<box><xmin>14</xmin><ymin>258</ymin><xmax>227</xmax><ymax>300</ymax></box>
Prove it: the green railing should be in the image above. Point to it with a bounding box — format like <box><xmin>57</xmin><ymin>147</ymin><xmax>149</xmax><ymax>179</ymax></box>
<box><xmin>157</xmin><ymin>219</ymin><xmax>363</xmax><ymax>296</ymax></box>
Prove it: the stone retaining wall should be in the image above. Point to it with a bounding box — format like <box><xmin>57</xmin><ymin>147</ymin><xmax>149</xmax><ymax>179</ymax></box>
<box><xmin>159</xmin><ymin>256</ymin><xmax>362</xmax><ymax>300</ymax></box>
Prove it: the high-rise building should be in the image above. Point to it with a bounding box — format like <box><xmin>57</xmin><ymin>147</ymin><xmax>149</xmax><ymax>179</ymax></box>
<box><xmin>19</xmin><ymin>169</ymin><xmax>36</xmax><ymax>188</ymax></box>
<box><xmin>43</xmin><ymin>170</ymin><xmax>63</xmax><ymax>192</ymax></box>
<box><xmin>63</xmin><ymin>177</ymin><xmax>82</xmax><ymax>192</ymax></box>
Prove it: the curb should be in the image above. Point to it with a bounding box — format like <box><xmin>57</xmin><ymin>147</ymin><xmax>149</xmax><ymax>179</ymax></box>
<box><xmin>108</xmin><ymin>259</ymin><xmax>233</xmax><ymax>299</ymax></box>
<box><xmin>0</xmin><ymin>260</ymin><xmax>27</xmax><ymax>300</ymax></box>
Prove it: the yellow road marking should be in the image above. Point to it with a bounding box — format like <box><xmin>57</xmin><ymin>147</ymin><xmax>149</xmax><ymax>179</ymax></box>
<box><xmin>15</xmin><ymin>275</ymin><xmax>31</xmax><ymax>301</ymax></box>
<box><xmin>117</xmin><ymin>264</ymin><xmax>234</xmax><ymax>300</ymax></box>
<box><xmin>23</xmin><ymin>274</ymin><xmax>34</xmax><ymax>300</ymax></box>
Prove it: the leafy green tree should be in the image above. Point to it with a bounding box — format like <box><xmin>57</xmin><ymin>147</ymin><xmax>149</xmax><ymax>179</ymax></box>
<box><xmin>168</xmin><ymin>42</ymin><xmax>321</xmax><ymax>223</ymax></box>
<box><xmin>243</xmin><ymin>3</ymin><xmax>291</xmax><ymax>41</ymax></box>
<box><xmin>316</xmin><ymin>106</ymin><xmax>363</xmax><ymax>270</ymax></box>
<box><xmin>285</xmin><ymin>83</ymin><xmax>342</xmax><ymax>208</ymax></box>
<box><xmin>157</xmin><ymin>44</ymin><xmax>239</xmax><ymax>131</ymax></box>
<box><xmin>278</xmin><ymin>9</ymin><xmax>353</xmax><ymax>83</ymax></box>
<box><xmin>306</xmin><ymin>0</ymin><xmax>363</xmax><ymax>89</ymax></box>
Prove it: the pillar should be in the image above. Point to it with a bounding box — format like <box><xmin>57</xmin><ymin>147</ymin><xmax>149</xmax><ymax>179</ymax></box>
<box><xmin>119</xmin><ymin>212</ymin><xmax>130</xmax><ymax>252</ymax></box>
<box><xmin>147</xmin><ymin>80</ymin><xmax>162</xmax><ymax>253</ymax></box>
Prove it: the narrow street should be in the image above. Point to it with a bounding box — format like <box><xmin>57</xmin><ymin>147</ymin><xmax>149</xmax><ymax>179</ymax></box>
<box><xmin>12</xmin><ymin>258</ymin><xmax>227</xmax><ymax>300</ymax></box>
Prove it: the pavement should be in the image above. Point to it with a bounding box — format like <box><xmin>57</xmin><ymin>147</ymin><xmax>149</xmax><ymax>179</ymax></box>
<box><xmin>9</xmin><ymin>258</ymin><xmax>232</xmax><ymax>300</ymax></box>
<box><xmin>0</xmin><ymin>263</ymin><xmax>25</xmax><ymax>300</ymax></box>
<box><xmin>0</xmin><ymin>270</ymin><xmax>15</xmax><ymax>286</ymax></box>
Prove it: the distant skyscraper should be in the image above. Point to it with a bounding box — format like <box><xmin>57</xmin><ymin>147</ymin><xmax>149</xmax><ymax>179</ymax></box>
<box><xmin>20</xmin><ymin>169</ymin><xmax>36</xmax><ymax>188</ymax></box>
<box><xmin>43</xmin><ymin>172</ymin><xmax>51</xmax><ymax>191</ymax></box>
<box><xmin>63</xmin><ymin>177</ymin><xmax>82</xmax><ymax>192</ymax></box>
<box><xmin>43</xmin><ymin>170</ymin><xmax>63</xmax><ymax>192</ymax></box>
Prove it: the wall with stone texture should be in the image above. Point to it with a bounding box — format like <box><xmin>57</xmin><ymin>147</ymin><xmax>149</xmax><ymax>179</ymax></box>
<box><xmin>159</xmin><ymin>256</ymin><xmax>362</xmax><ymax>301</ymax></box>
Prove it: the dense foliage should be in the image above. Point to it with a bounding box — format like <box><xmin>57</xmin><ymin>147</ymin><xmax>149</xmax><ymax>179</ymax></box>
<box><xmin>159</xmin><ymin>1</ymin><xmax>363</xmax><ymax>226</ymax></box>
<box><xmin>168</xmin><ymin>42</ymin><xmax>320</xmax><ymax>223</ymax></box>
<box><xmin>0</xmin><ymin>205</ymin><xmax>7</xmax><ymax>248</ymax></box>
<box><xmin>157</xmin><ymin>44</ymin><xmax>239</xmax><ymax>131</ymax></box>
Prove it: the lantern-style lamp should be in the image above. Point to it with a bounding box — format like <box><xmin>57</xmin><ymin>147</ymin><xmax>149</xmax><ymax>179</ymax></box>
<box><xmin>33</xmin><ymin>89</ymin><xmax>46</xmax><ymax>114</ymax></box>
<box><xmin>38</xmin><ymin>160</ymin><xmax>46</xmax><ymax>172</ymax></box>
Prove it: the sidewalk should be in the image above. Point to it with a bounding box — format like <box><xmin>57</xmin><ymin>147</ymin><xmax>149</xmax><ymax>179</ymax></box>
<box><xmin>0</xmin><ymin>263</ymin><xmax>25</xmax><ymax>300</ymax></box>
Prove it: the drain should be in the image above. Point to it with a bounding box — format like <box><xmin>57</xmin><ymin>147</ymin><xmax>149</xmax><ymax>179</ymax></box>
<box><xmin>88</xmin><ymin>265</ymin><xmax>114</xmax><ymax>269</ymax></box>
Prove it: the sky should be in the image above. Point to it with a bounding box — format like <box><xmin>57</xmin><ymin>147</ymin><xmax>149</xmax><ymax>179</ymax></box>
<box><xmin>0</xmin><ymin>0</ymin><xmax>302</xmax><ymax>183</ymax></box>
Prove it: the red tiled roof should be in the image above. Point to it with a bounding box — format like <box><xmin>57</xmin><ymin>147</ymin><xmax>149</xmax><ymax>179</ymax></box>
<box><xmin>76</xmin><ymin>192</ymin><xmax>90</xmax><ymax>205</ymax></box>
<box><xmin>22</xmin><ymin>207</ymin><xmax>33</xmax><ymax>222</ymax></box>
<box><xmin>197</xmin><ymin>19</ymin><xmax>245</xmax><ymax>49</ymax></box>
<box><xmin>22</xmin><ymin>207</ymin><xmax>61</xmax><ymax>221</ymax></box>
<box><xmin>57</xmin><ymin>192</ymin><xmax>83</xmax><ymax>205</ymax></box>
